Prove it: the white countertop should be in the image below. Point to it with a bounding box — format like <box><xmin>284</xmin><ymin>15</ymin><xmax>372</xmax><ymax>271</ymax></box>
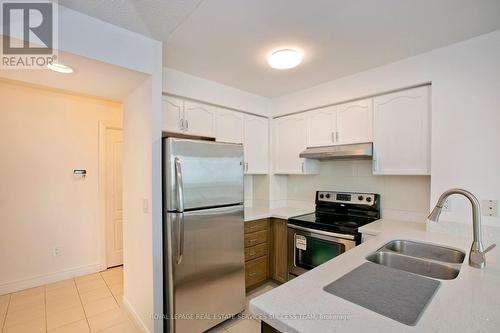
<box><xmin>244</xmin><ymin>206</ymin><xmax>312</xmax><ymax>222</ymax></box>
<box><xmin>359</xmin><ymin>218</ymin><xmax>426</xmax><ymax>235</ymax></box>
<box><xmin>250</xmin><ymin>219</ymin><xmax>500</xmax><ymax>332</ymax></box>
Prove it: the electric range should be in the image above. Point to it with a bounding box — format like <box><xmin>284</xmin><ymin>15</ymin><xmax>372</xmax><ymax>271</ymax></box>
<box><xmin>287</xmin><ymin>191</ymin><xmax>380</xmax><ymax>279</ymax></box>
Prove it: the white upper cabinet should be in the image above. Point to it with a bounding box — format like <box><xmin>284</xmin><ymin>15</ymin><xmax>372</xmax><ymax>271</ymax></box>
<box><xmin>162</xmin><ymin>96</ymin><xmax>184</xmax><ymax>133</ymax></box>
<box><xmin>243</xmin><ymin>115</ymin><xmax>269</xmax><ymax>174</ymax></box>
<box><xmin>274</xmin><ymin>114</ymin><xmax>319</xmax><ymax>175</ymax></box>
<box><xmin>183</xmin><ymin>101</ymin><xmax>215</xmax><ymax>137</ymax></box>
<box><xmin>373</xmin><ymin>86</ymin><xmax>430</xmax><ymax>175</ymax></box>
<box><xmin>215</xmin><ymin>108</ymin><xmax>244</xmax><ymax>144</ymax></box>
<box><xmin>306</xmin><ymin>106</ymin><xmax>337</xmax><ymax>147</ymax></box>
<box><xmin>336</xmin><ymin>99</ymin><xmax>373</xmax><ymax>145</ymax></box>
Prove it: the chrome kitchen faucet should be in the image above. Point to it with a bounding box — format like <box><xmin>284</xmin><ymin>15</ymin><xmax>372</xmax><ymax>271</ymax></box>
<box><xmin>428</xmin><ymin>188</ymin><xmax>496</xmax><ymax>269</ymax></box>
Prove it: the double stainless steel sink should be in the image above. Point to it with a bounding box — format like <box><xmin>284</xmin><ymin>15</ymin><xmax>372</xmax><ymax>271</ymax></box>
<box><xmin>366</xmin><ymin>240</ymin><xmax>465</xmax><ymax>280</ymax></box>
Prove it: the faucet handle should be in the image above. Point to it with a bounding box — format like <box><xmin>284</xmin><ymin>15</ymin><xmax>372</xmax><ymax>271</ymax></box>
<box><xmin>484</xmin><ymin>244</ymin><xmax>496</xmax><ymax>254</ymax></box>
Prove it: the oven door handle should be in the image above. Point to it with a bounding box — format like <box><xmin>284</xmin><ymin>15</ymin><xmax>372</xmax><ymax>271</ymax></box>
<box><xmin>287</xmin><ymin>224</ymin><xmax>356</xmax><ymax>240</ymax></box>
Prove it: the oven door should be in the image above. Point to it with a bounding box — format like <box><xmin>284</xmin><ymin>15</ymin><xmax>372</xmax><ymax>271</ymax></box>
<box><xmin>287</xmin><ymin>224</ymin><xmax>356</xmax><ymax>278</ymax></box>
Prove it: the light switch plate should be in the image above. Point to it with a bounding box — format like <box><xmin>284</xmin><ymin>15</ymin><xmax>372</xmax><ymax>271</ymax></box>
<box><xmin>481</xmin><ymin>200</ymin><xmax>498</xmax><ymax>217</ymax></box>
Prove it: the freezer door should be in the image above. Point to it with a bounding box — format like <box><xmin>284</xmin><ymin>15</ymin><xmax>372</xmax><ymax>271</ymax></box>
<box><xmin>164</xmin><ymin>205</ymin><xmax>245</xmax><ymax>333</ymax></box>
<box><xmin>164</xmin><ymin>138</ymin><xmax>244</xmax><ymax>211</ymax></box>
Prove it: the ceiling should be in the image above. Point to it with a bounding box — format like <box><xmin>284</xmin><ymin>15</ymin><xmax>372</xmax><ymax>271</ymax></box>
<box><xmin>0</xmin><ymin>49</ymin><xmax>147</xmax><ymax>101</ymax></box>
<box><xmin>60</xmin><ymin>0</ymin><xmax>500</xmax><ymax>97</ymax></box>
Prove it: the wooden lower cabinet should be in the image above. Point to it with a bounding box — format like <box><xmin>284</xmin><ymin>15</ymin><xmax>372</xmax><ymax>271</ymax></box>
<box><xmin>244</xmin><ymin>217</ymin><xmax>289</xmax><ymax>289</ymax></box>
<box><xmin>244</xmin><ymin>219</ymin><xmax>270</xmax><ymax>289</ymax></box>
<box><xmin>270</xmin><ymin>218</ymin><xmax>288</xmax><ymax>283</ymax></box>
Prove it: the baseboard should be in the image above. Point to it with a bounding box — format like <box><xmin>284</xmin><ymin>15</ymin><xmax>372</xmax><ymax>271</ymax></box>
<box><xmin>0</xmin><ymin>262</ymin><xmax>102</xmax><ymax>295</ymax></box>
<box><xmin>122</xmin><ymin>296</ymin><xmax>151</xmax><ymax>333</ymax></box>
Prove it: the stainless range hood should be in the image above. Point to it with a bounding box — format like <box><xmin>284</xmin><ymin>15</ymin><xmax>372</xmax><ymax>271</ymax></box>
<box><xmin>299</xmin><ymin>142</ymin><xmax>373</xmax><ymax>160</ymax></box>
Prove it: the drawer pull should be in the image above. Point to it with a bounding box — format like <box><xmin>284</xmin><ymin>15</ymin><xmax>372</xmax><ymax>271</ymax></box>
<box><xmin>249</xmin><ymin>272</ymin><xmax>257</xmax><ymax>277</ymax></box>
<box><xmin>249</xmin><ymin>239</ymin><xmax>257</xmax><ymax>243</ymax></box>
<box><xmin>249</xmin><ymin>251</ymin><xmax>256</xmax><ymax>255</ymax></box>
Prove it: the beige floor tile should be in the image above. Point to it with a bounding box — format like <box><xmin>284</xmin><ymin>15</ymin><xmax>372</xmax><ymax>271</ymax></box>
<box><xmin>87</xmin><ymin>308</ymin><xmax>130</xmax><ymax>332</ymax></box>
<box><xmin>0</xmin><ymin>295</ymin><xmax>10</xmax><ymax>314</ymax></box>
<box><xmin>47</xmin><ymin>319</ymin><xmax>90</xmax><ymax>333</ymax></box>
<box><xmin>75</xmin><ymin>273</ymin><xmax>102</xmax><ymax>285</ymax></box>
<box><xmin>2</xmin><ymin>316</ymin><xmax>46</xmax><ymax>333</ymax></box>
<box><xmin>225</xmin><ymin>319</ymin><xmax>260</xmax><ymax>333</ymax></box>
<box><xmin>46</xmin><ymin>290</ymin><xmax>80</xmax><ymax>307</ymax></box>
<box><xmin>108</xmin><ymin>284</ymin><xmax>123</xmax><ymax>297</ymax></box>
<box><xmin>46</xmin><ymin>295</ymin><xmax>82</xmax><ymax>315</ymax></box>
<box><xmin>46</xmin><ymin>286</ymin><xmax>78</xmax><ymax>300</ymax></box>
<box><xmin>99</xmin><ymin>321</ymin><xmax>136</xmax><ymax>333</ymax></box>
<box><xmin>46</xmin><ymin>279</ymin><xmax>76</xmax><ymax>292</ymax></box>
<box><xmin>4</xmin><ymin>306</ymin><xmax>45</xmax><ymax>328</ymax></box>
<box><xmin>46</xmin><ymin>305</ymin><xmax>85</xmax><ymax>330</ymax></box>
<box><xmin>79</xmin><ymin>287</ymin><xmax>112</xmax><ymax>305</ymax></box>
<box><xmin>11</xmin><ymin>286</ymin><xmax>44</xmax><ymax>299</ymax></box>
<box><xmin>76</xmin><ymin>280</ymin><xmax>108</xmax><ymax>294</ymax></box>
<box><xmin>8</xmin><ymin>294</ymin><xmax>44</xmax><ymax>313</ymax></box>
<box><xmin>83</xmin><ymin>297</ymin><xmax>118</xmax><ymax>317</ymax></box>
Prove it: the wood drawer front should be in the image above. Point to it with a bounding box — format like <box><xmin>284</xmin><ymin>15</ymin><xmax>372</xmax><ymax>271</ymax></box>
<box><xmin>245</xmin><ymin>230</ymin><xmax>267</xmax><ymax>247</ymax></box>
<box><xmin>244</xmin><ymin>219</ymin><xmax>269</xmax><ymax>234</ymax></box>
<box><xmin>245</xmin><ymin>243</ymin><xmax>268</xmax><ymax>261</ymax></box>
<box><xmin>245</xmin><ymin>256</ymin><xmax>268</xmax><ymax>288</ymax></box>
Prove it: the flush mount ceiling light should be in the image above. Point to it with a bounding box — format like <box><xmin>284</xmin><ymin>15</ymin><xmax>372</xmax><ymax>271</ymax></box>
<box><xmin>47</xmin><ymin>63</ymin><xmax>74</xmax><ymax>74</ymax></box>
<box><xmin>267</xmin><ymin>48</ymin><xmax>303</xmax><ymax>69</ymax></box>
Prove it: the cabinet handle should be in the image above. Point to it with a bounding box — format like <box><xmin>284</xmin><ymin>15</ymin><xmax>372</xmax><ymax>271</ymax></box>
<box><xmin>185</xmin><ymin>119</ymin><xmax>189</xmax><ymax>130</ymax></box>
<box><xmin>331</xmin><ymin>132</ymin><xmax>335</xmax><ymax>143</ymax></box>
<box><xmin>249</xmin><ymin>272</ymin><xmax>257</xmax><ymax>277</ymax></box>
<box><xmin>372</xmin><ymin>149</ymin><xmax>379</xmax><ymax>172</ymax></box>
<box><xmin>301</xmin><ymin>162</ymin><xmax>305</xmax><ymax>173</ymax></box>
<box><xmin>249</xmin><ymin>239</ymin><xmax>257</xmax><ymax>244</ymax></box>
<box><xmin>245</xmin><ymin>162</ymin><xmax>249</xmax><ymax>172</ymax></box>
<box><xmin>336</xmin><ymin>131</ymin><xmax>339</xmax><ymax>142</ymax></box>
<box><xmin>249</xmin><ymin>251</ymin><xmax>256</xmax><ymax>256</ymax></box>
<box><xmin>179</xmin><ymin>119</ymin><xmax>184</xmax><ymax>130</ymax></box>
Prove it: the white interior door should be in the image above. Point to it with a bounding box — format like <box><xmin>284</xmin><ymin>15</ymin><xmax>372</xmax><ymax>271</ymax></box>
<box><xmin>105</xmin><ymin>128</ymin><xmax>123</xmax><ymax>267</ymax></box>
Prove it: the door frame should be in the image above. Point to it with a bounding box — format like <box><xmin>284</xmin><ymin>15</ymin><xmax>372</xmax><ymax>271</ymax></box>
<box><xmin>98</xmin><ymin>120</ymin><xmax>123</xmax><ymax>270</ymax></box>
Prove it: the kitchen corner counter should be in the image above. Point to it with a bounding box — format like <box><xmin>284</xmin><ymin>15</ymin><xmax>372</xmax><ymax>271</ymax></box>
<box><xmin>250</xmin><ymin>225</ymin><xmax>500</xmax><ymax>333</ymax></box>
<box><xmin>244</xmin><ymin>206</ymin><xmax>312</xmax><ymax>222</ymax></box>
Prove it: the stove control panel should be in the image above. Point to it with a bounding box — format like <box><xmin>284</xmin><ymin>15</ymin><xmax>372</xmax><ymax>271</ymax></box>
<box><xmin>317</xmin><ymin>191</ymin><xmax>376</xmax><ymax>205</ymax></box>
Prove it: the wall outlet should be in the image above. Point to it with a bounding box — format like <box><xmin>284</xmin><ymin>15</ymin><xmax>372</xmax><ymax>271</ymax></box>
<box><xmin>442</xmin><ymin>198</ymin><xmax>452</xmax><ymax>212</ymax></box>
<box><xmin>52</xmin><ymin>246</ymin><xmax>62</xmax><ymax>257</ymax></box>
<box><xmin>481</xmin><ymin>200</ymin><xmax>498</xmax><ymax>217</ymax></box>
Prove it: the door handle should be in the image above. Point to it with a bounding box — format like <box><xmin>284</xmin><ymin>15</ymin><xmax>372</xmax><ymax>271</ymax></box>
<box><xmin>175</xmin><ymin>157</ymin><xmax>185</xmax><ymax>264</ymax></box>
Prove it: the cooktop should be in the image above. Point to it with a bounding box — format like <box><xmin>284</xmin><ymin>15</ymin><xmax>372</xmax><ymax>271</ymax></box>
<box><xmin>288</xmin><ymin>191</ymin><xmax>381</xmax><ymax>235</ymax></box>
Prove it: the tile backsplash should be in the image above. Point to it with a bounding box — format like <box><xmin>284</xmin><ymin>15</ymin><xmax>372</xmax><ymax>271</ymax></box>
<box><xmin>286</xmin><ymin>160</ymin><xmax>431</xmax><ymax>222</ymax></box>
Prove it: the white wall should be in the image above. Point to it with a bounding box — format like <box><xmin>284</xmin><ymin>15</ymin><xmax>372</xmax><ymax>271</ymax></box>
<box><xmin>5</xmin><ymin>4</ymin><xmax>164</xmax><ymax>332</ymax></box>
<box><xmin>163</xmin><ymin>67</ymin><xmax>272</xmax><ymax>117</ymax></box>
<box><xmin>0</xmin><ymin>80</ymin><xmax>122</xmax><ymax>294</ymax></box>
<box><xmin>273</xmin><ymin>30</ymin><xmax>500</xmax><ymax>231</ymax></box>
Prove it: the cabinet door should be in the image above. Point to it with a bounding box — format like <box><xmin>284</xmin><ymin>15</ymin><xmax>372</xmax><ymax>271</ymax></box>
<box><xmin>244</xmin><ymin>115</ymin><xmax>269</xmax><ymax>174</ymax></box>
<box><xmin>274</xmin><ymin>115</ymin><xmax>306</xmax><ymax>174</ymax></box>
<box><xmin>373</xmin><ymin>86</ymin><xmax>430</xmax><ymax>175</ymax></box>
<box><xmin>274</xmin><ymin>115</ymin><xmax>318</xmax><ymax>174</ymax></box>
<box><xmin>306</xmin><ymin>106</ymin><xmax>336</xmax><ymax>147</ymax></box>
<box><xmin>336</xmin><ymin>99</ymin><xmax>373</xmax><ymax>144</ymax></box>
<box><xmin>215</xmin><ymin>109</ymin><xmax>244</xmax><ymax>143</ymax></box>
<box><xmin>271</xmin><ymin>218</ymin><xmax>288</xmax><ymax>284</ymax></box>
<box><xmin>162</xmin><ymin>96</ymin><xmax>183</xmax><ymax>133</ymax></box>
<box><xmin>183</xmin><ymin>101</ymin><xmax>215</xmax><ymax>137</ymax></box>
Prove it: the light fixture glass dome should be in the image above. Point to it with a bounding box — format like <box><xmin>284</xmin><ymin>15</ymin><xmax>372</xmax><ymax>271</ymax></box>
<box><xmin>47</xmin><ymin>63</ymin><xmax>74</xmax><ymax>74</ymax></box>
<box><xmin>267</xmin><ymin>48</ymin><xmax>303</xmax><ymax>69</ymax></box>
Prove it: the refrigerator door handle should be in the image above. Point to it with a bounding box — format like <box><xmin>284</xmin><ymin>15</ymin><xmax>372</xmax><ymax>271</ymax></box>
<box><xmin>175</xmin><ymin>157</ymin><xmax>185</xmax><ymax>264</ymax></box>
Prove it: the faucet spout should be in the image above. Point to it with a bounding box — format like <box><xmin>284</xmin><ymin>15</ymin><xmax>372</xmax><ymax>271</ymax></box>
<box><xmin>427</xmin><ymin>188</ymin><xmax>495</xmax><ymax>269</ymax></box>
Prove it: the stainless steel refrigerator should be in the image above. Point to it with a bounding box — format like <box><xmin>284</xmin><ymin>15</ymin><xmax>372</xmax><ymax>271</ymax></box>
<box><xmin>163</xmin><ymin>138</ymin><xmax>246</xmax><ymax>333</ymax></box>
